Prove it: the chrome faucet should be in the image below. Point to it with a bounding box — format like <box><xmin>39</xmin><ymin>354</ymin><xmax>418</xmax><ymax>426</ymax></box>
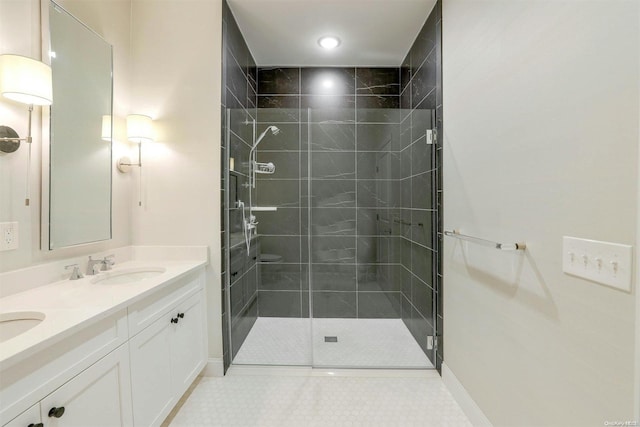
<box><xmin>87</xmin><ymin>256</ymin><xmax>103</xmax><ymax>275</ymax></box>
<box><xmin>87</xmin><ymin>255</ymin><xmax>116</xmax><ymax>275</ymax></box>
<box><xmin>65</xmin><ymin>264</ymin><xmax>84</xmax><ymax>280</ymax></box>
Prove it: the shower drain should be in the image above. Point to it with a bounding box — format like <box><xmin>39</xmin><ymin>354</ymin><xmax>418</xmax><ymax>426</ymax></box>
<box><xmin>324</xmin><ymin>336</ymin><xmax>338</xmax><ymax>343</ymax></box>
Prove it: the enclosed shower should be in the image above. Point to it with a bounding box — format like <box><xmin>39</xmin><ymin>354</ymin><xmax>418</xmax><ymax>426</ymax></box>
<box><xmin>221</xmin><ymin>0</ymin><xmax>443</xmax><ymax>371</ymax></box>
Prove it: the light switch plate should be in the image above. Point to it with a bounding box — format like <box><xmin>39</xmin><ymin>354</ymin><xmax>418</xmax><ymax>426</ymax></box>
<box><xmin>0</xmin><ymin>222</ymin><xmax>19</xmax><ymax>251</ymax></box>
<box><xmin>562</xmin><ymin>236</ymin><xmax>633</xmax><ymax>292</ymax></box>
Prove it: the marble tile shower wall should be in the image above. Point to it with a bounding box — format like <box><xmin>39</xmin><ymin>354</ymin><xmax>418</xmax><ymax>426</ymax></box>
<box><xmin>221</xmin><ymin>0</ymin><xmax>259</xmax><ymax>370</ymax></box>
<box><xmin>255</xmin><ymin>67</ymin><xmax>405</xmax><ymax>321</ymax></box>
<box><xmin>399</xmin><ymin>0</ymin><xmax>443</xmax><ymax>370</ymax></box>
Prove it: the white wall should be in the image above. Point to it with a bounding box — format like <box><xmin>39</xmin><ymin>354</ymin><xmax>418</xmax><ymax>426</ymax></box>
<box><xmin>129</xmin><ymin>0</ymin><xmax>223</xmax><ymax>360</ymax></box>
<box><xmin>0</xmin><ymin>0</ymin><xmax>133</xmax><ymax>273</ymax></box>
<box><xmin>442</xmin><ymin>1</ymin><xmax>639</xmax><ymax>426</ymax></box>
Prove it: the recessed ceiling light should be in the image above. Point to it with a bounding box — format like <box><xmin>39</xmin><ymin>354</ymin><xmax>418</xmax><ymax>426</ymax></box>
<box><xmin>318</xmin><ymin>36</ymin><xmax>341</xmax><ymax>50</ymax></box>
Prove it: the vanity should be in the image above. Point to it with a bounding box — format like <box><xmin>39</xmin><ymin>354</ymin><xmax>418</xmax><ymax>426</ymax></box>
<box><xmin>0</xmin><ymin>249</ymin><xmax>208</xmax><ymax>427</ymax></box>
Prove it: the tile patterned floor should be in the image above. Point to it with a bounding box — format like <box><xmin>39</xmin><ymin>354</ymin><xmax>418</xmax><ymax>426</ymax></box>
<box><xmin>233</xmin><ymin>317</ymin><xmax>432</xmax><ymax>368</ymax></box>
<box><xmin>168</xmin><ymin>374</ymin><xmax>473</xmax><ymax>427</ymax></box>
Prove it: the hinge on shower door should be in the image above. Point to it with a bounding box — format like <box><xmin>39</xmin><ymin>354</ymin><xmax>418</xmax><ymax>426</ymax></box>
<box><xmin>427</xmin><ymin>335</ymin><xmax>434</xmax><ymax>350</ymax></box>
<box><xmin>426</xmin><ymin>129</ymin><xmax>437</xmax><ymax>145</ymax></box>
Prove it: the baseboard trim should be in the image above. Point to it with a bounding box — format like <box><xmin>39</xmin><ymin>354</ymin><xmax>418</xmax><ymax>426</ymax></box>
<box><xmin>442</xmin><ymin>362</ymin><xmax>493</xmax><ymax>427</ymax></box>
<box><xmin>202</xmin><ymin>358</ymin><xmax>224</xmax><ymax>377</ymax></box>
<box><xmin>227</xmin><ymin>365</ymin><xmax>440</xmax><ymax>378</ymax></box>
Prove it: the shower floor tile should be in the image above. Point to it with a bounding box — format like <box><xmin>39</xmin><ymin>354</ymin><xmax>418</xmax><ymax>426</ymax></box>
<box><xmin>233</xmin><ymin>317</ymin><xmax>432</xmax><ymax>368</ymax></box>
<box><xmin>166</xmin><ymin>374</ymin><xmax>472</xmax><ymax>427</ymax></box>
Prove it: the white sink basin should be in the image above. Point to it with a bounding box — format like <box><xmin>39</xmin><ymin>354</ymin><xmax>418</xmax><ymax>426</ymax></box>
<box><xmin>0</xmin><ymin>311</ymin><xmax>45</xmax><ymax>343</ymax></box>
<box><xmin>91</xmin><ymin>267</ymin><xmax>166</xmax><ymax>285</ymax></box>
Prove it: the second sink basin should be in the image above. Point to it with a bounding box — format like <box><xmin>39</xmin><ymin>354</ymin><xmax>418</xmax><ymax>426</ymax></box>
<box><xmin>91</xmin><ymin>267</ymin><xmax>166</xmax><ymax>285</ymax></box>
<box><xmin>0</xmin><ymin>311</ymin><xmax>46</xmax><ymax>343</ymax></box>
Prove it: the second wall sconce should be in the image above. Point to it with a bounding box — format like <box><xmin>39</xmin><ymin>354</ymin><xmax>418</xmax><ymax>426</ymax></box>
<box><xmin>117</xmin><ymin>114</ymin><xmax>154</xmax><ymax>173</ymax></box>
<box><xmin>0</xmin><ymin>54</ymin><xmax>53</xmax><ymax>206</ymax></box>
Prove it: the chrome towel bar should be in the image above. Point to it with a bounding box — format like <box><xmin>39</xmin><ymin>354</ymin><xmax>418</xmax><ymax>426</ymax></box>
<box><xmin>444</xmin><ymin>229</ymin><xmax>526</xmax><ymax>251</ymax></box>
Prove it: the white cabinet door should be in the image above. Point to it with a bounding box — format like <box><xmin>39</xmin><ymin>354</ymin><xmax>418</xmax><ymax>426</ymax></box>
<box><xmin>129</xmin><ymin>312</ymin><xmax>176</xmax><ymax>427</ymax></box>
<box><xmin>171</xmin><ymin>291</ymin><xmax>206</xmax><ymax>394</ymax></box>
<box><xmin>3</xmin><ymin>403</ymin><xmax>40</xmax><ymax>427</ymax></box>
<box><xmin>39</xmin><ymin>344</ymin><xmax>133</xmax><ymax>427</ymax></box>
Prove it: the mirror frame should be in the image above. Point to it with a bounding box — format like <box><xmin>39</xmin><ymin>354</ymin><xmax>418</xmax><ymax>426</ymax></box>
<box><xmin>40</xmin><ymin>0</ymin><xmax>114</xmax><ymax>251</ymax></box>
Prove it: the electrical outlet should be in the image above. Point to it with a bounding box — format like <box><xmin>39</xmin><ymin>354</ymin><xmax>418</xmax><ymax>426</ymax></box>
<box><xmin>0</xmin><ymin>222</ymin><xmax>19</xmax><ymax>251</ymax></box>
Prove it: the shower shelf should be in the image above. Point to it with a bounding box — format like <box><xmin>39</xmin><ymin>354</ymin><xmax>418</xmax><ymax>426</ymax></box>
<box><xmin>444</xmin><ymin>229</ymin><xmax>526</xmax><ymax>251</ymax></box>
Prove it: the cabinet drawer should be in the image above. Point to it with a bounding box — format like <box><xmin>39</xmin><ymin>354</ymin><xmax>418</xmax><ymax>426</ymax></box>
<box><xmin>2</xmin><ymin>403</ymin><xmax>40</xmax><ymax>427</ymax></box>
<box><xmin>0</xmin><ymin>311</ymin><xmax>127</xmax><ymax>425</ymax></box>
<box><xmin>127</xmin><ymin>269</ymin><xmax>204</xmax><ymax>337</ymax></box>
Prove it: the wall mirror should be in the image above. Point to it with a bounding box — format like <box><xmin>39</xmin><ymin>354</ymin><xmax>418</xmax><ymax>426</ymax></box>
<box><xmin>41</xmin><ymin>0</ymin><xmax>113</xmax><ymax>250</ymax></box>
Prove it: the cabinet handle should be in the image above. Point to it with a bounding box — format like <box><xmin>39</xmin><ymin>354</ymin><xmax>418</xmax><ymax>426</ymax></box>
<box><xmin>48</xmin><ymin>406</ymin><xmax>65</xmax><ymax>418</ymax></box>
<box><xmin>171</xmin><ymin>318</ymin><xmax>179</xmax><ymax>324</ymax></box>
<box><xmin>28</xmin><ymin>424</ymin><xmax>44</xmax><ymax>427</ymax></box>
<box><xmin>177</xmin><ymin>313</ymin><xmax>185</xmax><ymax>319</ymax></box>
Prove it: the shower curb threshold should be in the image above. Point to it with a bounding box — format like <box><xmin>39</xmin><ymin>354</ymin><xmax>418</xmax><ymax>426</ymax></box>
<box><xmin>226</xmin><ymin>365</ymin><xmax>440</xmax><ymax>378</ymax></box>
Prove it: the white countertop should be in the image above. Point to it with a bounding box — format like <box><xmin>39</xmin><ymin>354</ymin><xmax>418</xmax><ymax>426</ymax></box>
<box><xmin>0</xmin><ymin>259</ymin><xmax>206</xmax><ymax>370</ymax></box>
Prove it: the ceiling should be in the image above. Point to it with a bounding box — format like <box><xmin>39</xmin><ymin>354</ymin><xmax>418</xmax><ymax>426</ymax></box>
<box><xmin>226</xmin><ymin>0</ymin><xmax>438</xmax><ymax>66</ymax></box>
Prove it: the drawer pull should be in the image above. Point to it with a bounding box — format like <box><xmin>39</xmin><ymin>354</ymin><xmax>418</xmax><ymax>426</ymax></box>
<box><xmin>231</xmin><ymin>271</ymin><xmax>238</xmax><ymax>277</ymax></box>
<box><xmin>177</xmin><ymin>313</ymin><xmax>185</xmax><ymax>319</ymax></box>
<box><xmin>28</xmin><ymin>424</ymin><xmax>44</xmax><ymax>427</ymax></box>
<box><xmin>171</xmin><ymin>317</ymin><xmax>179</xmax><ymax>324</ymax></box>
<box><xmin>48</xmin><ymin>407</ymin><xmax>65</xmax><ymax>418</ymax></box>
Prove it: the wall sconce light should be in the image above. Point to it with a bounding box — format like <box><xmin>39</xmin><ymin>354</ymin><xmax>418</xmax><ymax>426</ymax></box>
<box><xmin>118</xmin><ymin>114</ymin><xmax>154</xmax><ymax>206</ymax></box>
<box><xmin>117</xmin><ymin>114</ymin><xmax>153</xmax><ymax>173</ymax></box>
<box><xmin>0</xmin><ymin>54</ymin><xmax>53</xmax><ymax>206</ymax></box>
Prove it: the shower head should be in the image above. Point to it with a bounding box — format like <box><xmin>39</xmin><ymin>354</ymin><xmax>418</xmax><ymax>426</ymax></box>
<box><xmin>253</xmin><ymin>125</ymin><xmax>280</xmax><ymax>149</ymax></box>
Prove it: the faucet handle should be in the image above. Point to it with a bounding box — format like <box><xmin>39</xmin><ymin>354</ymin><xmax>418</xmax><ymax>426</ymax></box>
<box><xmin>65</xmin><ymin>264</ymin><xmax>84</xmax><ymax>280</ymax></box>
<box><xmin>102</xmin><ymin>254</ymin><xmax>115</xmax><ymax>270</ymax></box>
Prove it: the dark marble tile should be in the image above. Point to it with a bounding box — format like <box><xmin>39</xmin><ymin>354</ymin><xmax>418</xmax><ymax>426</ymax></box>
<box><xmin>357</xmin><ymin>97</ymin><xmax>401</xmax><ymax>124</ymax></box>
<box><xmin>411</xmin><ymin>209</ymin><xmax>433</xmax><ymax>248</ymax></box>
<box><xmin>401</xmin><ymin>177</ymin><xmax>411</xmax><ymax>209</ymax></box>
<box><xmin>357</xmin><ymin>180</ymin><xmax>389</xmax><ymax>208</ymax></box>
<box><xmin>248</xmin><ymin>65</ymin><xmax>257</xmax><ymax>93</ymax></box>
<box><xmin>257</xmin><ymin>96</ymin><xmax>300</xmax><ymax>122</ymax></box>
<box><xmin>356</xmin><ymin>209</ymin><xmax>377</xmax><ymax>236</ymax></box>
<box><xmin>244</xmin><ymin>264</ymin><xmax>258</xmax><ymax>302</ymax></box>
<box><xmin>258</xmin><ymin>67</ymin><xmax>300</xmax><ymax>94</ymax></box>
<box><xmin>400</xmin><ymin>117</ymin><xmax>412</xmax><ymax>152</ymax></box>
<box><xmin>301</xmin><ymin>67</ymin><xmax>355</xmax><ymax>95</ymax></box>
<box><xmin>311</xmin><ymin>152</ymin><xmax>355</xmax><ymax>179</ymax></box>
<box><xmin>226</xmin><ymin>49</ymin><xmax>248</xmax><ymax>109</ymax></box>
<box><xmin>312</xmin><ymin>291</ymin><xmax>356</xmax><ymax>318</ymax></box>
<box><xmin>302</xmin><ymin>95</ymin><xmax>355</xmax><ymax>123</ymax></box>
<box><xmin>301</xmin><ymin>291</ymin><xmax>310</xmax><ymax>318</ymax></box>
<box><xmin>311</xmin><ymin>236</ymin><xmax>356</xmax><ymax>263</ymax></box>
<box><xmin>230</xmin><ymin>276</ymin><xmax>244</xmax><ymax>318</ymax></box>
<box><xmin>357</xmin><ymin>264</ymin><xmax>383</xmax><ymax>291</ymax></box>
<box><xmin>308</xmin><ymin>179</ymin><xmax>355</xmax><ymax>207</ymax></box>
<box><xmin>229</xmin><ymin>133</ymin><xmax>250</xmax><ymax>176</ymax></box>
<box><xmin>356</xmin><ymin>68</ymin><xmax>400</xmax><ymax>95</ymax></box>
<box><xmin>411</xmin><ymin>136</ymin><xmax>433</xmax><ymax>176</ymax></box>
<box><xmin>411</xmin><ymin>52</ymin><xmax>437</xmax><ymax>109</ymax></box>
<box><xmin>256</xmin><ymin>208</ymin><xmax>300</xmax><ymax>236</ymax></box>
<box><xmin>411</xmin><ymin>242</ymin><xmax>432</xmax><ymax>285</ymax></box>
<box><xmin>400</xmin><ymin>90</ymin><xmax>411</xmax><ymax>120</ymax></box>
<box><xmin>410</xmin><ymin>9</ymin><xmax>437</xmax><ymax>72</ymax></box>
<box><xmin>400</xmin><ymin>53</ymin><xmax>411</xmax><ymax>93</ymax></box>
<box><xmin>410</xmin><ymin>101</ymin><xmax>434</xmax><ymax>143</ymax></box>
<box><xmin>231</xmin><ymin>299</ymin><xmax>257</xmax><ymax>358</ymax></box>
<box><xmin>401</xmin><ymin>265</ymin><xmax>412</xmax><ymax>296</ymax></box>
<box><xmin>309</xmin><ymin>123</ymin><xmax>355</xmax><ymax>151</ymax></box>
<box><xmin>225</xmin><ymin>6</ymin><xmax>250</xmax><ymax>70</ymax></box>
<box><xmin>227</xmin><ymin>103</ymin><xmax>254</xmax><ymax>145</ymax></box>
<box><xmin>411</xmin><ymin>171</ymin><xmax>432</xmax><ymax>210</ymax></box>
<box><xmin>401</xmin><ymin>237</ymin><xmax>411</xmax><ymax>269</ymax></box>
<box><xmin>256</xmin><ymin>123</ymin><xmax>300</xmax><ymax>151</ymax></box>
<box><xmin>358</xmin><ymin>292</ymin><xmax>401</xmax><ymax>318</ymax></box>
<box><xmin>411</xmin><ymin>274</ymin><xmax>433</xmax><ymax>319</ymax></box>
<box><xmin>256</xmin><ymin>179</ymin><xmax>299</xmax><ymax>207</ymax></box>
<box><xmin>260</xmin><ymin>235</ymin><xmax>301</xmax><ymax>263</ymax></box>
<box><xmin>401</xmin><ymin>293</ymin><xmax>412</xmax><ymax>323</ymax></box>
<box><xmin>258</xmin><ymin>290</ymin><xmax>302</xmax><ymax>317</ymax></box>
<box><xmin>311</xmin><ymin>264</ymin><xmax>356</xmax><ymax>291</ymax></box>
<box><xmin>256</xmin><ymin>151</ymin><xmax>299</xmax><ymax>179</ymax></box>
<box><xmin>310</xmin><ymin>208</ymin><xmax>356</xmax><ymax>236</ymax></box>
<box><xmin>356</xmin><ymin>123</ymin><xmax>399</xmax><ymax>152</ymax></box>
<box><xmin>259</xmin><ymin>263</ymin><xmax>301</xmax><ymax>291</ymax></box>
